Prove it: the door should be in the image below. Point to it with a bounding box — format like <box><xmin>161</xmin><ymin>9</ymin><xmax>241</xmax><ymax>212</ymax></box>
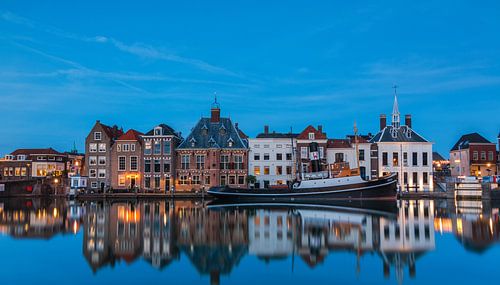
<box><xmin>165</xmin><ymin>178</ymin><xmax>170</xmax><ymax>192</ymax></box>
<box><xmin>130</xmin><ymin>177</ymin><xmax>136</xmax><ymax>188</ymax></box>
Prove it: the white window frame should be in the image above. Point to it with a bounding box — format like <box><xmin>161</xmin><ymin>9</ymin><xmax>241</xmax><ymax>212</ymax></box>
<box><xmin>130</xmin><ymin>156</ymin><xmax>138</xmax><ymax>171</ymax></box>
<box><xmin>98</xmin><ymin>169</ymin><xmax>106</xmax><ymax>178</ymax></box>
<box><xmin>98</xmin><ymin>156</ymin><xmax>106</xmax><ymax>166</ymax></box>
<box><xmin>308</xmin><ymin>133</ymin><xmax>315</xmax><ymax>140</ymax></box>
<box><xmin>89</xmin><ymin>169</ymin><xmax>97</xmax><ymax>178</ymax></box>
<box><xmin>98</xmin><ymin>143</ymin><xmax>106</xmax><ymax>152</ymax></box>
<box><xmin>94</xmin><ymin>132</ymin><xmax>102</xmax><ymax>140</ymax></box>
<box><xmin>89</xmin><ymin>143</ymin><xmax>97</xmax><ymax>152</ymax></box>
<box><xmin>91</xmin><ymin>181</ymin><xmax>98</xmax><ymax>188</ymax></box>
<box><xmin>89</xmin><ymin>156</ymin><xmax>97</xmax><ymax>166</ymax></box>
<box><xmin>123</xmin><ymin>144</ymin><xmax>130</xmax><ymax>152</ymax></box>
<box><xmin>130</xmin><ymin>143</ymin><xmax>135</xmax><ymax>152</ymax></box>
<box><xmin>118</xmin><ymin>156</ymin><xmax>126</xmax><ymax>171</ymax></box>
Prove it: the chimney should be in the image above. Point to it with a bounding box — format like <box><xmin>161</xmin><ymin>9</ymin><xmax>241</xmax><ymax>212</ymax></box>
<box><xmin>379</xmin><ymin>114</ymin><xmax>387</xmax><ymax>130</ymax></box>
<box><xmin>210</xmin><ymin>106</ymin><xmax>220</xmax><ymax>123</ymax></box>
<box><xmin>318</xmin><ymin>125</ymin><xmax>323</xmax><ymax>133</ymax></box>
<box><xmin>264</xmin><ymin>125</ymin><xmax>269</xmax><ymax>134</ymax></box>
<box><xmin>405</xmin><ymin>114</ymin><xmax>412</xmax><ymax>128</ymax></box>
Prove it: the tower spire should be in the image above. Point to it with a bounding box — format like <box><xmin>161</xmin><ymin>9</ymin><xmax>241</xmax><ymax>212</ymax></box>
<box><xmin>392</xmin><ymin>85</ymin><xmax>400</xmax><ymax>128</ymax></box>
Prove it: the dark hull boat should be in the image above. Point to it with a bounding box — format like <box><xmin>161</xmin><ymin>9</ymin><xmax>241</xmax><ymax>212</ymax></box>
<box><xmin>207</xmin><ymin>172</ymin><xmax>398</xmax><ymax>202</ymax></box>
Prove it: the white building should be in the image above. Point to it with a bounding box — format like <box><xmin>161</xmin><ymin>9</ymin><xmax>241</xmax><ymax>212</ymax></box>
<box><xmin>326</xmin><ymin>138</ymin><xmax>372</xmax><ymax>180</ymax></box>
<box><xmin>248</xmin><ymin>126</ymin><xmax>297</xmax><ymax>188</ymax></box>
<box><xmin>370</xmin><ymin>95</ymin><xmax>434</xmax><ymax>191</ymax></box>
<box><xmin>248</xmin><ymin>209</ymin><xmax>295</xmax><ymax>258</ymax></box>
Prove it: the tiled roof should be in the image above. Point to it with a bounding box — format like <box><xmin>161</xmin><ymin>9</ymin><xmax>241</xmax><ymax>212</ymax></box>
<box><xmin>11</xmin><ymin>148</ymin><xmax>62</xmax><ymax>156</ymax></box>
<box><xmin>118</xmin><ymin>129</ymin><xmax>144</xmax><ymax>141</ymax></box>
<box><xmin>256</xmin><ymin>132</ymin><xmax>299</xmax><ymax>139</ymax></box>
<box><xmin>346</xmin><ymin>134</ymin><xmax>372</xmax><ymax>144</ymax></box>
<box><xmin>369</xmin><ymin>125</ymin><xmax>429</xmax><ymax>143</ymax></box>
<box><xmin>450</xmin><ymin>132</ymin><xmax>493</xmax><ymax>151</ymax></box>
<box><xmin>296</xmin><ymin>125</ymin><xmax>327</xmax><ymax>140</ymax></box>
<box><xmin>178</xmin><ymin>117</ymin><xmax>248</xmax><ymax>149</ymax></box>
<box><xmin>144</xmin><ymin>123</ymin><xmax>179</xmax><ymax>137</ymax></box>
<box><xmin>327</xmin><ymin>139</ymin><xmax>352</xmax><ymax>148</ymax></box>
<box><xmin>432</xmin><ymin>152</ymin><xmax>446</xmax><ymax>161</ymax></box>
<box><xmin>100</xmin><ymin>122</ymin><xmax>124</xmax><ymax>140</ymax></box>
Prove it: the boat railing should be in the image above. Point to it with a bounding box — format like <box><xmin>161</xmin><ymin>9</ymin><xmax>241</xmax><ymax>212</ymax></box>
<box><xmin>302</xmin><ymin>171</ymin><xmax>329</xmax><ymax>180</ymax></box>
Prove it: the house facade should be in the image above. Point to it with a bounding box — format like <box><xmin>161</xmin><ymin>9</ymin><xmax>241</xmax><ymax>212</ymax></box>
<box><xmin>110</xmin><ymin>129</ymin><xmax>143</xmax><ymax>190</ymax></box>
<box><xmin>141</xmin><ymin>124</ymin><xmax>182</xmax><ymax>192</ymax></box>
<box><xmin>0</xmin><ymin>154</ymin><xmax>32</xmax><ymax>182</ymax></box>
<box><xmin>85</xmin><ymin>120</ymin><xmax>123</xmax><ymax>191</ymax></box>
<box><xmin>248</xmin><ymin>126</ymin><xmax>297</xmax><ymax>188</ymax></box>
<box><xmin>370</xmin><ymin>96</ymin><xmax>433</xmax><ymax>191</ymax></box>
<box><xmin>175</xmin><ymin>100</ymin><xmax>249</xmax><ymax>191</ymax></box>
<box><xmin>10</xmin><ymin>148</ymin><xmax>67</xmax><ymax>178</ymax></box>
<box><xmin>449</xmin><ymin>132</ymin><xmax>497</xmax><ymax>177</ymax></box>
<box><xmin>295</xmin><ymin>125</ymin><xmax>328</xmax><ymax>179</ymax></box>
<box><xmin>326</xmin><ymin>137</ymin><xmax>372</xmax><ymax>180</ymax></box>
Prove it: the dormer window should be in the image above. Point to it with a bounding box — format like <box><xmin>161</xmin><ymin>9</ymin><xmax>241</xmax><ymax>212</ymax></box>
<box><xmin>308</xmin><ymin>133</ymin><xmax>315</xmax><ymax>140</ymax></box>
<box><xmin>406</xmin><ymin>129</ymin><xmax>412</xmax><ymax>138</ymax></box>
<box><xmin>219</xmin><ymin>125</ymin><xmax>226</xmax><ymax>135</ymax></box>
<box><xmin>391</xmin><ymin>129</ymin><xmax>398</xmax><ymax>139</ymax></box>
<box><xmin>189</xmin><ymin>137</ymin><xmax>197</xmax><ymax>147</ymax></box>
<box><xmin>17</xmin><ymin>155</ymin><xmax>26</xmax><ymax>161</ymax></box>
<box><xmin>4</xmin><ymin>155</ymin><xmax>14</xmax><ymax>160</ymax></box>
<box><xmin>94</xmin><ymin>132</ymin><xmax>102</xmax><ymax>140</ymax></box>
<box><xmin>227</xmin><ymin>137</ymin><xmax>234</xmax><ymax>147</ymax></box>
<box><xmin>154</xmin><ymin>127</ymin><xmax>162</xmax><ymax>136</ymax></box>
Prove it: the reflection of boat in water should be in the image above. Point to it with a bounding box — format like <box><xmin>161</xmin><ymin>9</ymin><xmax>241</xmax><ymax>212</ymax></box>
<box><xmin>208</xmin><ymin>199</ymin><xmax>399</xmax><ymax>217</ymax></box>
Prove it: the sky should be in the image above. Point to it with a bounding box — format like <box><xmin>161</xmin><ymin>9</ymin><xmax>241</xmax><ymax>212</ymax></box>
<box><xmin>0</xmin><ymin>0</ymin><xmax>499</xmax><ymax>156</ymax></box>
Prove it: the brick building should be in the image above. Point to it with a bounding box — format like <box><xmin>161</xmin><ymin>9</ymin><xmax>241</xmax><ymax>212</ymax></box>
<box><xmin>295</xmin><ymin>125</ymin><xmax>328</xmax><ymax>178</ymax></box>
<box><xmin>450</xmin><ymin>132</ymin><xmax>497</xmax><ymax>177</ymax></box>
<box><xmin>110</xmin><ymin>129</ymin><xmax>143</xmax><ymax>191</ymax></box>
<box><xmin>85</xmin><ymin>120</ymin><xmax>123</xmax><ymax>191</ymax></box>
<box><xmin>141</xmin><ymin>124</ymin><xmax>182</xmax><ymax>192</ymax></box>
<box><xmin>175</xmin><ymin>99</ymin><xmax>249</xmax><ymax>191</ymax></box>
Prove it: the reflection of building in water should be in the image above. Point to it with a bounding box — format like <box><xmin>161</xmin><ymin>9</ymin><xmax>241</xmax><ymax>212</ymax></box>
<box><xmin>177</xmin><ymin>206</ymin><xmax>248</xmax><ymax>285</ymax></box>
<box><xmin>83</xmin><ymin>201</ymin><xmax>111</xmax><ymax>272</ymax></box>
<box><xmin>434</xmin><ymin>200</ymin><xmax>500</xmax><ymax>253</ymax></box>
<box><xmin>249</xmin><ymin>209</ymin><xmax>298</xmax><ymax>260</ymax></box>
<box><xmin>0</xmin><ymin>199</ymin><xmax>68</xmax><ymax>239</ymax></box>
<box><xmin>110</xmin><ymin>203</ymin><xmax>142</xmax><ymax>264</ymax></box>
<box><xmin>141</xmin><ymin>201</ymin><xmax>179</xmax><ymax>269</ymax></box>
<box><xmin>379</xmin><ymin>200</ymin><xmax>435</xmax><ymax>283</ymax></box>
<box><xmin>297</xmin><ymin>209</ymin><xmax>376</xmax><ymax>268</ymax></box>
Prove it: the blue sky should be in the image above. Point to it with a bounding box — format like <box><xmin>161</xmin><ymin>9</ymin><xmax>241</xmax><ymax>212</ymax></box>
<box><xmin>1</xmin><ymin>1</ymin><xmax>499</xmax><ymax>155</ymax></box>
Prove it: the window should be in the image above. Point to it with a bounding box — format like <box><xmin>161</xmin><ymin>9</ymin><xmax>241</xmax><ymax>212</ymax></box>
<box><xmin>218</xmin><ymin>175</ymin><xmax>227</xmax><ymax>186</ymax></box>
<box><xmin>131</xmin><ymin>144</ymin><xmax>135</xmax><ymax>152</ymax></box>
<box><xmin>238</xmin><ymin>176</ymin><xmax>245</xmax><ymax>185</ymax></box>
<box><xmin>276</xmin><ymin>166</ymin><xmax>283</xmax><ymax>175</ymax></box>
<box><xmin>412</xmin><ymin>152</ymin><xmax>418</xmax><ymax>166</ymax></box>
<box><xmin>422</xmin><ymin>152</ymin><xmax>428</xmax><ymax>166</ymax></box>
<box><xmin>254</xmin><ymin>144</ymin><xmax>260</xmax><ymax>148</ymax></box>
<box><xmin>98</xmin><ymin>143</ymin><xmax>106</xmax><ymax>152</ymax></box>
<box><xmin>489</xmin><ymin>151</ymin><xmax>494</xmax><ymax>161</ymax></box>
<box><xmin>89</xmin><ymin>143</ymin><xmax>97</xmax><ymax>152</ymax></box>
<box><xmin>163</xmin><ymin>141</ymin><xmax>171</xmax><ymax>155</ymax></box>
<box><xmin>234</xmin><ymin>155</ymin><xmax>244</xmax><ymax>170</ymax></box>
<box><xmin>423</xmin><ymin>172</ymin><xmax>429</xmax><ymax>184</ymax></box>
<box><xmin>286</xmin><ymin>166</ymin><xmax>292</xmax><ymax>175</ymax></box>
<box><xmin>164</xmin><ymin>163</ymin><xmax>170</xmax><ymax>172</ymax></box>
<box><xmin>254</xmin><ymin>166</ymin><xmax>261</xmax><ymax>175</ymax></box>
<box><xmin>145</xmin><ymin>159</ymin><xmax>151</xmax><ymax>173</ymax></box>
<box><xmin>154</xmin><ymin>160</ymin><xmax>161</xmax><ymax>172</ymax></box>
<box><xmin>263</xmin><ymin>144</ymin><xmax>270</xmax><ymax>148</ymax></box>
<box><xmin>192</xmin><ymin>175</ymin><xmax>200</xmax><ymax>185</ymax></box>
<box><xmin>154</xmin><ymin>177</ymin><xmax>161</xmax><ymax>188</ymax></box>
<box><xmin>473</xmin><ymin>151</ymin><xmax>478</xmax><ymax>160</ymax></box>
<box><xmin>154</xmin><ymin>141</ymin><xmax>161</xmax><ymax>155</ymax></box>
<box><xmin>118</xmin><ymin>156</ymin><xmax>126</xmax><ymax>171</ymax></box>
<box><xmin>94</xmin><ymin>132</ymin><xmax>102</xmax><ymax>140</ymax></box>
<box><xmin>181</xmin><ymin>155</ymin><xmax>190</xmax><ymax>169</ymax></box>
<box><xmin>359</xmin><ymin>149</ymin><xmax>365</xmax><ymax>161</ymax></box>
<box><xmin>196</xmin><ymin>155</ymin><xmax>205</xmax><ymax>169</ymax></box>
<box><xmin>403</xmin><ymin>152</ymin><xmax>408</xmax><ymax>166</ymax></box>
<box><xmin>286</xmin><ymin>153</ymin><xmax>292</xmax><ymax>160</ymax></box>
<box><xmin>89</xmin><ymin>156</ymin><xmax>97</xmax><ymax>166</ymax></box>
<box><xmin>319</xmin><ymin>147</ymin><xmax>324</xmax><ymax>159</ymax></box>
<box><xmin>204</xmin><ymin>175</ymin><xmax>210</xmax><ymax>185</ymax></box>
<box><xmin>98</xmin><ymin>156</ymin><xmax>106</xmax><ymax>166</ymax></box>
<box><xmin>481</xmin><ymin>151</ymin><xmax>486</xmax><ymax>160</ymax></box>
<box><xmin>89</xmin><ymin>169</ymin><xmax>97</xmax><ymax>178</ymax></box>
<box><xmin>254</xmin><ymin>154</ymin><xmax>260</xmax><ymax>160</ymax></box>
<box><xmin>144</xmin><ymin>177</ymin><xmax>151</xmax><ymax>188</ymax></box>
<box><xmin>91</xmin><ymin>182</ymin><xmax>98</xmax><ymax>188</ymax></box>
<box><xmin>130</xmin><ymin>156</ymin><xmax>138</xmax><ymax>171</ymax></box>
<box><xmin>154</xmin><ymin>128</ymin><xmax>161</xmax><ymax>136</ymax></box>
<box><xmin>335</xmin><ymin>153</ymin><xmax>344</xmax><ymax>163</ymax></box>
<box><xmin>21</xmin><ymin>167</ymin><xmax>27</xmax><ymax>176</ymax></box>
<box><xmin>122</xmin><ymin>144</ymin><xmax>129</xmax><ymax>152</ymax></box>
<box><xmin>412</xmin><ymin>172</ymin><xmax>418</xmax><ymax>185</ymax></box>
<box><xmin>264</xmin><ymin>166</ymin><xmax>270</xmax><ymax>175</ymax></box>
<box><xmin>3</xmin><ymin>168</ymin><xmax>8</xmax><ymax>177</ymax></box>
<box><xmin>263</xmin><ymin>153</ymin><xmax>270</xmax><ymax>160</ymax></box>
<box><xmin>404</xmin><ymin>172</ymin><xmax>408</xmax><ymax>184</ymax></box>
<box><xmin>118</xmin><ymin>175</ymin><xmax>126</xmax><ymax>186</ymax></box>
<box><xmin>220</xmin><ymin>155</ymin><xmax>230</xmax><ymax>170</ymax></box>
<box><xmin>276</xmin><ymin>153</ymin><xmax>283</xmax><ymax>160</ymax></box>
<box><xmin>144</xmin><ymin>141</ymin><xmax>152</xmax><ymax>155</ymax></box>
<box><xmin>308</xmin><ymin>133</ymin><xmax>315</xmax><ymax>140</ymax></box>
<box><xmin>393</xmin><ymin>152</ymin><xmax>399</xmax><ymax>166</ymax></box>
<box><xmin>98</xmin><ymin>169</ymin><xmax>106</xmax><ymax>178</ymax></box>
<box><xmin>14</xmin><ymin>167</ymin><xmax>20</xmax><ymax>176</ymax></box>
<box><xmin>229</xmin><ymin>175</ymin><xmax>236</xmax><ymax>185</ymax></box>
<box><xmin>117</xmin><ymin>144</ymin><xmax>122</xmax><ymax>152</ymax></box>
<box><xmin>301</xmin><ymin>147</ymin><xmax>308</xmax><ymax>158</ymax></box>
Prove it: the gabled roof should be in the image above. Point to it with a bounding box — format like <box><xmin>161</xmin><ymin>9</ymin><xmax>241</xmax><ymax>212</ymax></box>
<box><xmin>327</xmin><ymin>139</ymin><xmax>352</xmax><ymax>149</ymax></box>
<box><xmin>178</xmin><ymin>117</ymin><xmax>248</xmax><ymax>149</ymax></box>
<box><xmin>117</xmin><ymin>129</ymin><xmax>143</xmax><ymax>141</ymax></box>
<box><xmin>144</xmin><ymin>123</ymin><xmax>179</xmax><ymax>137</ymax></box>
<box><xmin>99</xmin><ymin>122</ymin><xmax>124</xmax><ymax>140</ymax></box>
<box><xmin>370</xmin><ymin>125</ymin><xmax>429</xmax><ymax>143</ymax></box>
<box><xmin>11</xmin><ymin>148</ymin><xmax>62</xmax><ymax>156</ymax></box>
<box><xmin>296</xmin><ymin>125</ymin><xmax>327</xmax><ymax>140</ymax></box>
<box><xmin>346</xmin><ymin>134</ymin><xmax>373</xmax><ymax>144</ymax></box>
<box><xmin>450</xmin><ymin>132</ymin><xmax>493</xmax><ymax>151</ymax></box>
<box><xmin>432</xmin><ymin>152</ymin><xmax>446</xmax><ymax>161</ymax></box>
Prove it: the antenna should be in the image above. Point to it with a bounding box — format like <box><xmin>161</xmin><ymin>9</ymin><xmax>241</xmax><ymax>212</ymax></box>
<box><xmin>392</xmin><ymin>84</ymin><xmax>398</xmax><ymax>95</ymax></box>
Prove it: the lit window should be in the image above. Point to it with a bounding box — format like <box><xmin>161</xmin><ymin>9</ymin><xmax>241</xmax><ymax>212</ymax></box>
<box><xmin>89</xmin><ymin>143</ymin><xmax>97</xmax><ymax>152</ymax></box>
<box><xmin>98</xmin><ymin>143</ymin><xmax>106</xmax><ymax>152</ymax></box>
<box><xmin>254</xmin><ymin>166</ymin><xmax>261</xmax><ymax>175</ymax></box>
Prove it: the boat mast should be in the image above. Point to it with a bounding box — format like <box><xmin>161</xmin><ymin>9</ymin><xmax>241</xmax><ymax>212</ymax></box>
<box><xmin>354</xmin><ymin>121</ymin><xmax>360</xmax><ymax>170</ymax></box>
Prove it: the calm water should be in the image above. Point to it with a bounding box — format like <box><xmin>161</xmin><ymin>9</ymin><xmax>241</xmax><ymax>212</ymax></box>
<box><xmin>0</xmin><ymin>198</ymin><xmax>498</xmax><ymax>285</ymax></box>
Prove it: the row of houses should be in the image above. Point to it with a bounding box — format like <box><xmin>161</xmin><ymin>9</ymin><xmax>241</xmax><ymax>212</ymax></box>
<box><xmin>82</xmin><ymin>95</ymin><xmax>435</xmax><ymax>192</ymax></box>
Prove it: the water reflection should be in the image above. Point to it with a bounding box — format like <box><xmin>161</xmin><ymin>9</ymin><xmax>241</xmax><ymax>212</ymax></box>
<box><xmin>0</xmin><ymin>198</ymin><xmax>499</xmax><ymax>284</ymax></box>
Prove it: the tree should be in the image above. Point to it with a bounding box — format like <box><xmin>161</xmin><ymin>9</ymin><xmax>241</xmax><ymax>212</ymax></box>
<box><xmin>246</xmin><ymin>175</ymin><xmax>257</xmax><ymax>187</ymax></box>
